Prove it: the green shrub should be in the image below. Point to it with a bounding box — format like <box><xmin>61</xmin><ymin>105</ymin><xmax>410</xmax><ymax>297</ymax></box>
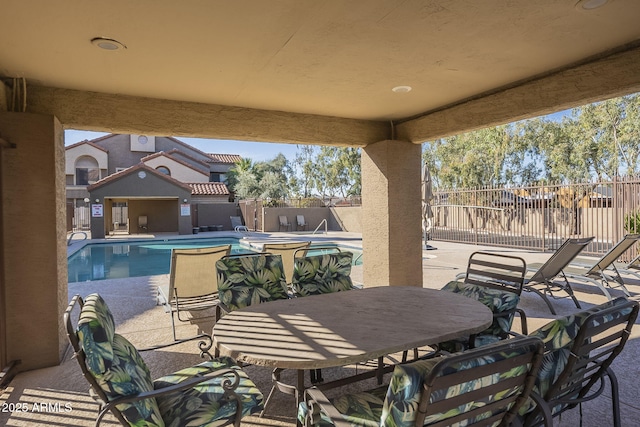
<box><xmin>624</xmin><ymin>211</ymin><xmax>640</xmax><ymax>234</ymax></box>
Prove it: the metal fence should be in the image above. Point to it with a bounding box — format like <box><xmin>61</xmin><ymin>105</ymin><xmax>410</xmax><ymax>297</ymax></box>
<box><xmin>429</xmin><ymin>176</ymin><xmax>640</xmax><ymax>261</ymax></box>
<box><xmin>260</xmin><ymin>196</ymin><xmax>362</xmax><ymax>208</ymax></box>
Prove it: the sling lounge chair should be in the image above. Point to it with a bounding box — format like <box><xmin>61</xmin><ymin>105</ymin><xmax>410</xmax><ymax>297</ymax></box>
<box><xmin>523</xmin><ymin>236</ymin><xmax>594</xmax><ymax>315</ymax></box>
<box><xmin>158</xmin><ymin>245</ymin><xmax>231</xmax><ymax>340</ymax></box>
<box><xmin>230</xmin><ymin>215</ymin><xmax>248</xmax><ymax>232</ymax></box>
<box><xmin>542</xmin><ymin>233</ymin><xmax>639</xmax><ymax>302</ymax></box>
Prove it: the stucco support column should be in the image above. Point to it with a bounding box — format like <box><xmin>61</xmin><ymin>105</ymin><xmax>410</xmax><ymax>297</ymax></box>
<box><xmin>0</xmin><ymin>112</ymin><xmax>67</xmax><ymax>371</ymax></box>
<box><xmin>362</xmin><ymin>140</ymin><xmax>423</xmax><ymax>287</ymax></box>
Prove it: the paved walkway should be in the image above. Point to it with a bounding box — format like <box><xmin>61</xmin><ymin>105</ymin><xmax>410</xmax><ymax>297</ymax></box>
<box><xmin>5</xmin><ymin>235</ymin><xmax>640</xmax><ymax>426</ymax></box>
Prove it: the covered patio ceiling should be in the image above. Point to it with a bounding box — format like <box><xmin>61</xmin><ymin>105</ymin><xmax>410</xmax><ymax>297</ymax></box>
<box><xmin>1</xmin><ymin>0</ymin><xmax>640</xmax><ymax>145</ymax></box>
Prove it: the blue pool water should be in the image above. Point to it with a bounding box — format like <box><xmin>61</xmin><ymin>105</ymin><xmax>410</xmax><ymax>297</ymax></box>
<box><xmin>68</xmin><ymin>238</ymin><xmax>362</xmax><ymax>282</ymax></box>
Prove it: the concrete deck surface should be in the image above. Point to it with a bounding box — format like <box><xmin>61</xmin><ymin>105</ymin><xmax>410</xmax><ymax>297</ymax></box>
<box><xmin>3</xmin><ymin>234</ymin><xmax>640</xmax><ymax>426</ymax></box>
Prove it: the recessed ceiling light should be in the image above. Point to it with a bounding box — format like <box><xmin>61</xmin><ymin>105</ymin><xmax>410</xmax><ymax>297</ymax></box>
<box><xmin>392</xmin><ymin>86</ymin><xmax>412</xmax><ymax>93</ymax></box>
<box><xmin>91</xmin><ymin>37</ymin><xmax>127</xmax><ymax>51</ymax></box>
<box><xmin>575</xmin><ymin>0</ymin><xmax>609</xmax><ymax>10</ymax></box>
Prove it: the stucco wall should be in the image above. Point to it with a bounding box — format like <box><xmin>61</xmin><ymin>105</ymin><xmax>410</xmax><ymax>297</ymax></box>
<box><xmin>0</xmin><ymin>112</ymin><xmax>67</xmax><ymax>371</ymax></box>
<box><xmin>194</xmin><ymin>204</ymin><xmax>242</xmax><ymax>230</ymax></box>
<box><xmin>142</xmin><ymin>156</ymin><xmax>208</xmax><ymax>182</ymax></box>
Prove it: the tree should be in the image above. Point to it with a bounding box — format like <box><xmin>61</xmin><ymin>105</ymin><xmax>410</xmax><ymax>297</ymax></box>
<box><xmin>293</xmin><ymin>145</ymin><xmax>361</xmax><ymax>198</ymax></box>
<box><xmin>228</xmin><ymin>153</ymin><xmax>293</xmax><ymax>200</ymax></box>
<box><xmin>424</xmin><ymin>125</ymin><xmax>513</xmax><ymax>189</ymax></box>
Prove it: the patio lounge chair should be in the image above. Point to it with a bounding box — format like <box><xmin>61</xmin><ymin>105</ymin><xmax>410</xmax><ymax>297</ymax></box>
<box><xmin>279</xmin><ymin>215</ymin><xmax>292</xmax><ymax>231</ymax></box>
<box><xmin>546</xmin><ymin>233</ymin><xmax>640</xmax><ymax>301</ymax></box>
<box><xmin>439</xmin><ymin>251</ymin><xmax>528</xmax><ymax>354</ymax></box>
<box><xmin>262</xmin><ymin>240</ymin><xmax>311</xmax><ymax>285</ymax></box>
<box><xmin>158</xmin><ymin>245</ymin><xmax>231</xmax><ymax>340</ymax></box>
<box><xmin>296</xmin><ymin>214</ymin><xmax>309</xmax><ymax>231</ymax></box>
<box><xmin>230</xmin><ymin>215</ymin><xmax>248</xmax><ymax>232</ymax></box>
<box><xmin>523</xmin><ymin>237</ymin><xmax>594</xmax><ymax>315</ymax></box>
<box><xmin>299</xmin><ymin>336</ymin><xmax>544</xmax><ymax>427</ymax></box>
<box><xmin>65</xmin><ymin>293</ymin><xmax>264</xmax><ymax>427</ymax></box>
<box><xmin>516</xmin><ymin>297</ymin><xmax>639</xmax><ymax>427</ymax></box>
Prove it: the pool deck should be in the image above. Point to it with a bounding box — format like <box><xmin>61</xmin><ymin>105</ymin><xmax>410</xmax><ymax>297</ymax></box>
<box><xmin>4</xmin><ymin>232</ymin><xmax>640</xmax><ymax>426</ymax></box>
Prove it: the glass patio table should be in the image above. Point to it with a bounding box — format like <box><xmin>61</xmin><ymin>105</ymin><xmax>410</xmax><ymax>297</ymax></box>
<box><xmin>212</xmin><ymin>286</ymin><xmax>493</xmax><ymax>407</ymax></box>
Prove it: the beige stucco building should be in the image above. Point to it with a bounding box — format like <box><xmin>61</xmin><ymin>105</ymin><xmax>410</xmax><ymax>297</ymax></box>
<box><xmin>65</xmin><ymin>134</ymin><xmax>239</xmax><ymax>238</ymax></box>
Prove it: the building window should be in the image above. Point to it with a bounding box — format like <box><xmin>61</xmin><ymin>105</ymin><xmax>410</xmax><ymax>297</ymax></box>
<box><xmin>210</xmin><ymin>173</ymin><xmax>226</xmax><ymax>182</ymax></box>
<box><xmin>156</xmin><ymin>166</ymin><xmax>171</xmax><ymax>175</ymax></box>
<box><xmin>75</xmin><ymin>156</ymin><xmax>100</xmax><ymax>185</ymax></box>
<box><xmin>76</xmin><ymin>168</ymin><xmax>100</xmax><ymax>185</ymax></box>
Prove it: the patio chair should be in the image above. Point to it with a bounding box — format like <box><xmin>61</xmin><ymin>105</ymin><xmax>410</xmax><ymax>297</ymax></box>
<box><xmin>299</xmin><ymin>336</ymin><xmax>544</xmax><ymax>427</ymax></box>
<box><xmin>291</xmin><ymin>247</ymin><xmax>356</xmax><ymax>297</ymax></box>
<box><xmin>65</xmin><ymin>293</ymin><xmax>264</xmax><ymax>427</ymax></box>
<box><xmin>547</xmin><ymin>233</ymin><xmax>640</xmax><ymax>301</ymax></box>
<box><xmin>215</xmin><ymin>253</ymin><xmax>289</xmax><ymax>314</ymax></box>
<box><xmin>516</xmin><ymin>297</ymin><xmax>639</xmax><ymax>427</ymax></box>
<box><xmin>262</xmin><ymin>240</ymin><xmax>311</xmax><ymax>285</ymax></box>
<box><xmin>288</xmin><ymin>247</ymin><xmax>357</xmax><ymax>384</ymax></box>
<box><xmin>157</xmin><ymin>245</ymin><xmax>231</xmax><ymax>340</ymax></box>
<box><xmin>279</xmin><ymin>215</ymin><xmax>292</xmax><ymax>231</ymax></box>
<box><xmin>522</xmin><ymin>236</ymin><xmax>595</xmax><ymax>315</ymax></box>
<box><xmin>230</xmin><ymin>215</ymin><xmax>248</xmax><ymax>232</ymax></box>
<box><xmin>438</xmin><ymin>251</ymin><xmax>528</xmax><ymax>354</ymax></box>
<box><xmin>296</xmin><ymin>214</ymin><xmax>309</xmax><ymax>231</ymax></box>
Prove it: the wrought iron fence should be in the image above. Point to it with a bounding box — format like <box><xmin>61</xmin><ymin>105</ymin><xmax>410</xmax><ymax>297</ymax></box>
<box><xmin>258</xmin><ymin>196</ymin><xmax>362</xmax><ymax>208</ymax></box>
<box><xmin>429</xmin><ymin>176</ymin><xmax>640</xmax><ymax>260</ymax></box>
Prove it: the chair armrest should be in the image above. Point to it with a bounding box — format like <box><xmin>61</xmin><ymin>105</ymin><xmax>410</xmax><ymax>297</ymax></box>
<box><xmin>96</xmin><ymin>367</ymin><xmax>243</xmax><ymax>426</ymax></box>
<box><xmin>516</xmin><ymin>307</ymin><xmax>528</xmax><ymax>335</ymax></box>
<box><xmin>303</xmin><ymin>387</ymin><xmax>351</xmax><ymax>427</ymax></box>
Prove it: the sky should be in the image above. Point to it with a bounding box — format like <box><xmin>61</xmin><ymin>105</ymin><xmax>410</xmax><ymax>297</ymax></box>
<box><xmin>64</xmin><ymin>130</ymin><xmax>300</xmax><ymax>163</ymax></box>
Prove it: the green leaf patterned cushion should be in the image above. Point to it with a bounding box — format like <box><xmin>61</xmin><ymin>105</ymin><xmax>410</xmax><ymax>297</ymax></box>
<box><xmin>216</xmin><ymin>254</ymin><xmax>289</xmax><ymax>311</ymax></box>
<box><xmin>298</xmin><ymin>384</ymin><xmax>388</xmax><ymax>427</ymax></box>
<box><xmin>519</xmin><ymin>297</ymin><xmax>633</xmax><ymax>420</ymax></box>
<box><xmin>154</xmin><ymin>356</ymin><xmax>265</xmax><ymax>425</ymax></box>
<box><xmin>292</xmin><ymin>252</ymin><xmax>354</xmax><ymax>297</ymax></box>
<box><xmin>77</xmin><ymin>294</ymin><xmax>163</xmax><ymax>426</ymax></box>
<box><xmin>439</xmin><ymin>280</ymin><xmax>520</xmax><ymax>352</ymax></box>
<box><xmin>301</xmin><ymin>341</ymin><xmax>533</xmax><ymax>427</ymax></box>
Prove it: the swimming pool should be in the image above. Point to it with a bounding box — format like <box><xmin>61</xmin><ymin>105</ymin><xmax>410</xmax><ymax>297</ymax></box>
<box><xmin>68</xmin><ymin>238</ymin><xmax>362</xmax><ymax>282</ymax></box>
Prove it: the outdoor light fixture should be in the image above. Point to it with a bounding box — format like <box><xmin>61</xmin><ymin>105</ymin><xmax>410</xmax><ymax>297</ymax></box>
<box><xmin>183</xmin><ymin>199</ymin><xmax>188</xmax><ymax>203</ymax></box>
<box><xmin>392</xmin><ymin>86</ymin><xmax>412</xmax><ymax>93</ymax></box>
<box><xmin>95</xmin><ymin>198</ymin><xmax>100</xmax><ymax>203</ymax></box>
<box><xmin>575</xmin><ymin>0</ymin><xmax>609</xmax><ymax>10</ymax></box>
<box><xmin>83</xmin><ymin>197</ymin><xmax>90</xmax><ymax>203</ymax></box>
<box><xmin>91</xmin><ymin>37</ymin><xmax>127</xmax><ymax>51</ymax></box>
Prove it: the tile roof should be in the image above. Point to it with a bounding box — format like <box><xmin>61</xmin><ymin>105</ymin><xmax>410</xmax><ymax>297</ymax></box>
<box><xmin>188</xmin><ymin>182</ymin><xmax>229</xmax><ymax>195</ymax></box>
<box><xmin>207</xmin><ymin>153</ymin><xmax>242</xmax><ymax>164</ymax></box>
